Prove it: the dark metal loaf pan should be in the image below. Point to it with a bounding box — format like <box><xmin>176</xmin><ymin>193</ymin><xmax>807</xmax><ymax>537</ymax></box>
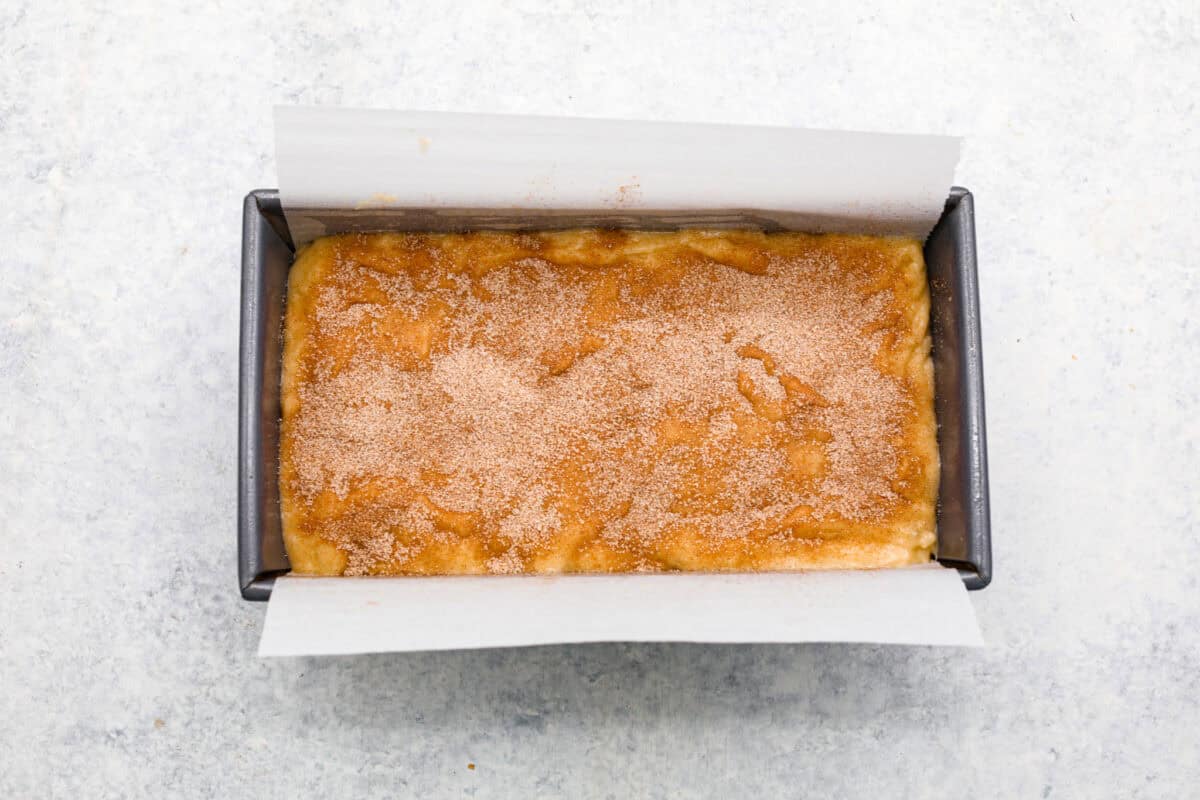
<box><xmin>238</xmin><ymin>188</ymin><xmax>992</xmax><ymax>600</ymax></box>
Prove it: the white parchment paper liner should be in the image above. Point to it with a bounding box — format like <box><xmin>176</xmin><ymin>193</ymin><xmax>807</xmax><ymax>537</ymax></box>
<box><xmin>263</xmin><ymin>106</ymin><xmax>977</xmax><ymax>655</ymax></box>
<box><xmin>275</xmin><ymin>107</ymin><xmax>961</xmax><ymax>246</ymax></box>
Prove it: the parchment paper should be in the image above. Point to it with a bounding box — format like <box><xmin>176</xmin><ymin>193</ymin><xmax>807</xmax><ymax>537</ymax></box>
<box><xmin>275</xmin><ymin>106</ymin><xmax>961</xmax><ymax>246</ymax></box>
<box><xmin>260</xmin><ymin>566</ymin><xmax>980</xmax><ymax>656</ymax></box>
<box><xmin>264</xmin><ymin>106</ymin><xmax>976</xmax><ymax>655</ymax></box>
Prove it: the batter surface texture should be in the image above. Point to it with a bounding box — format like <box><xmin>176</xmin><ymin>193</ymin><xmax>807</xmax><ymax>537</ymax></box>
<box><xmin>279</xmin><ymin>230</ymin><xmax>938</xmax><ymax>576</ymax></box>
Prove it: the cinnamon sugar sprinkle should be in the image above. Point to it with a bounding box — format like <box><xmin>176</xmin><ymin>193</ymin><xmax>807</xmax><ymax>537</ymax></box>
<box><xmin>286</xmin><ymin>232</ymin><xmax>922</xmax><ymax>574</ymax></box>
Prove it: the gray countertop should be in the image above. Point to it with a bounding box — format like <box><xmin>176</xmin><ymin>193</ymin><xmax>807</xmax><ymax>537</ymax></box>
<box><xmin>2</xmin><ymin>2</ymin><xmax>1198</xmax><ymax>797</ymax></box>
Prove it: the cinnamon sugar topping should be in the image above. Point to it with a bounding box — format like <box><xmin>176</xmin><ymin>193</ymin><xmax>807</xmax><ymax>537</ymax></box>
<box><xmin>280</xmin><ymin>231</ymin><xmax>938</xmax><ymax>575</ymax></box>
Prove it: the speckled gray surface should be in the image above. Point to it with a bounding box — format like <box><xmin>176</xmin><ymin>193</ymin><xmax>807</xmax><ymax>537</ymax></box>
<box><xmin>2</xmin><ymin>2</ymin><xmax>1198</xmax><ymax>797</ymax></box>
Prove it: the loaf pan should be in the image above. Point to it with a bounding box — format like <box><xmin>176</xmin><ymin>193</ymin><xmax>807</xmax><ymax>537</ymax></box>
<box><xmin>238</xmin><ymin>188</ymin><xmax>991</xmax><ymax>599</ymax></box>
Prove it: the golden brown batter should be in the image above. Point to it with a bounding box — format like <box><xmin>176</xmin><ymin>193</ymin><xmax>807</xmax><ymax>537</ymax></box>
<box><xmin>279</xmin><ymin>230</ymin><xmax>938</xmax><ymax>576</ymax></box>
